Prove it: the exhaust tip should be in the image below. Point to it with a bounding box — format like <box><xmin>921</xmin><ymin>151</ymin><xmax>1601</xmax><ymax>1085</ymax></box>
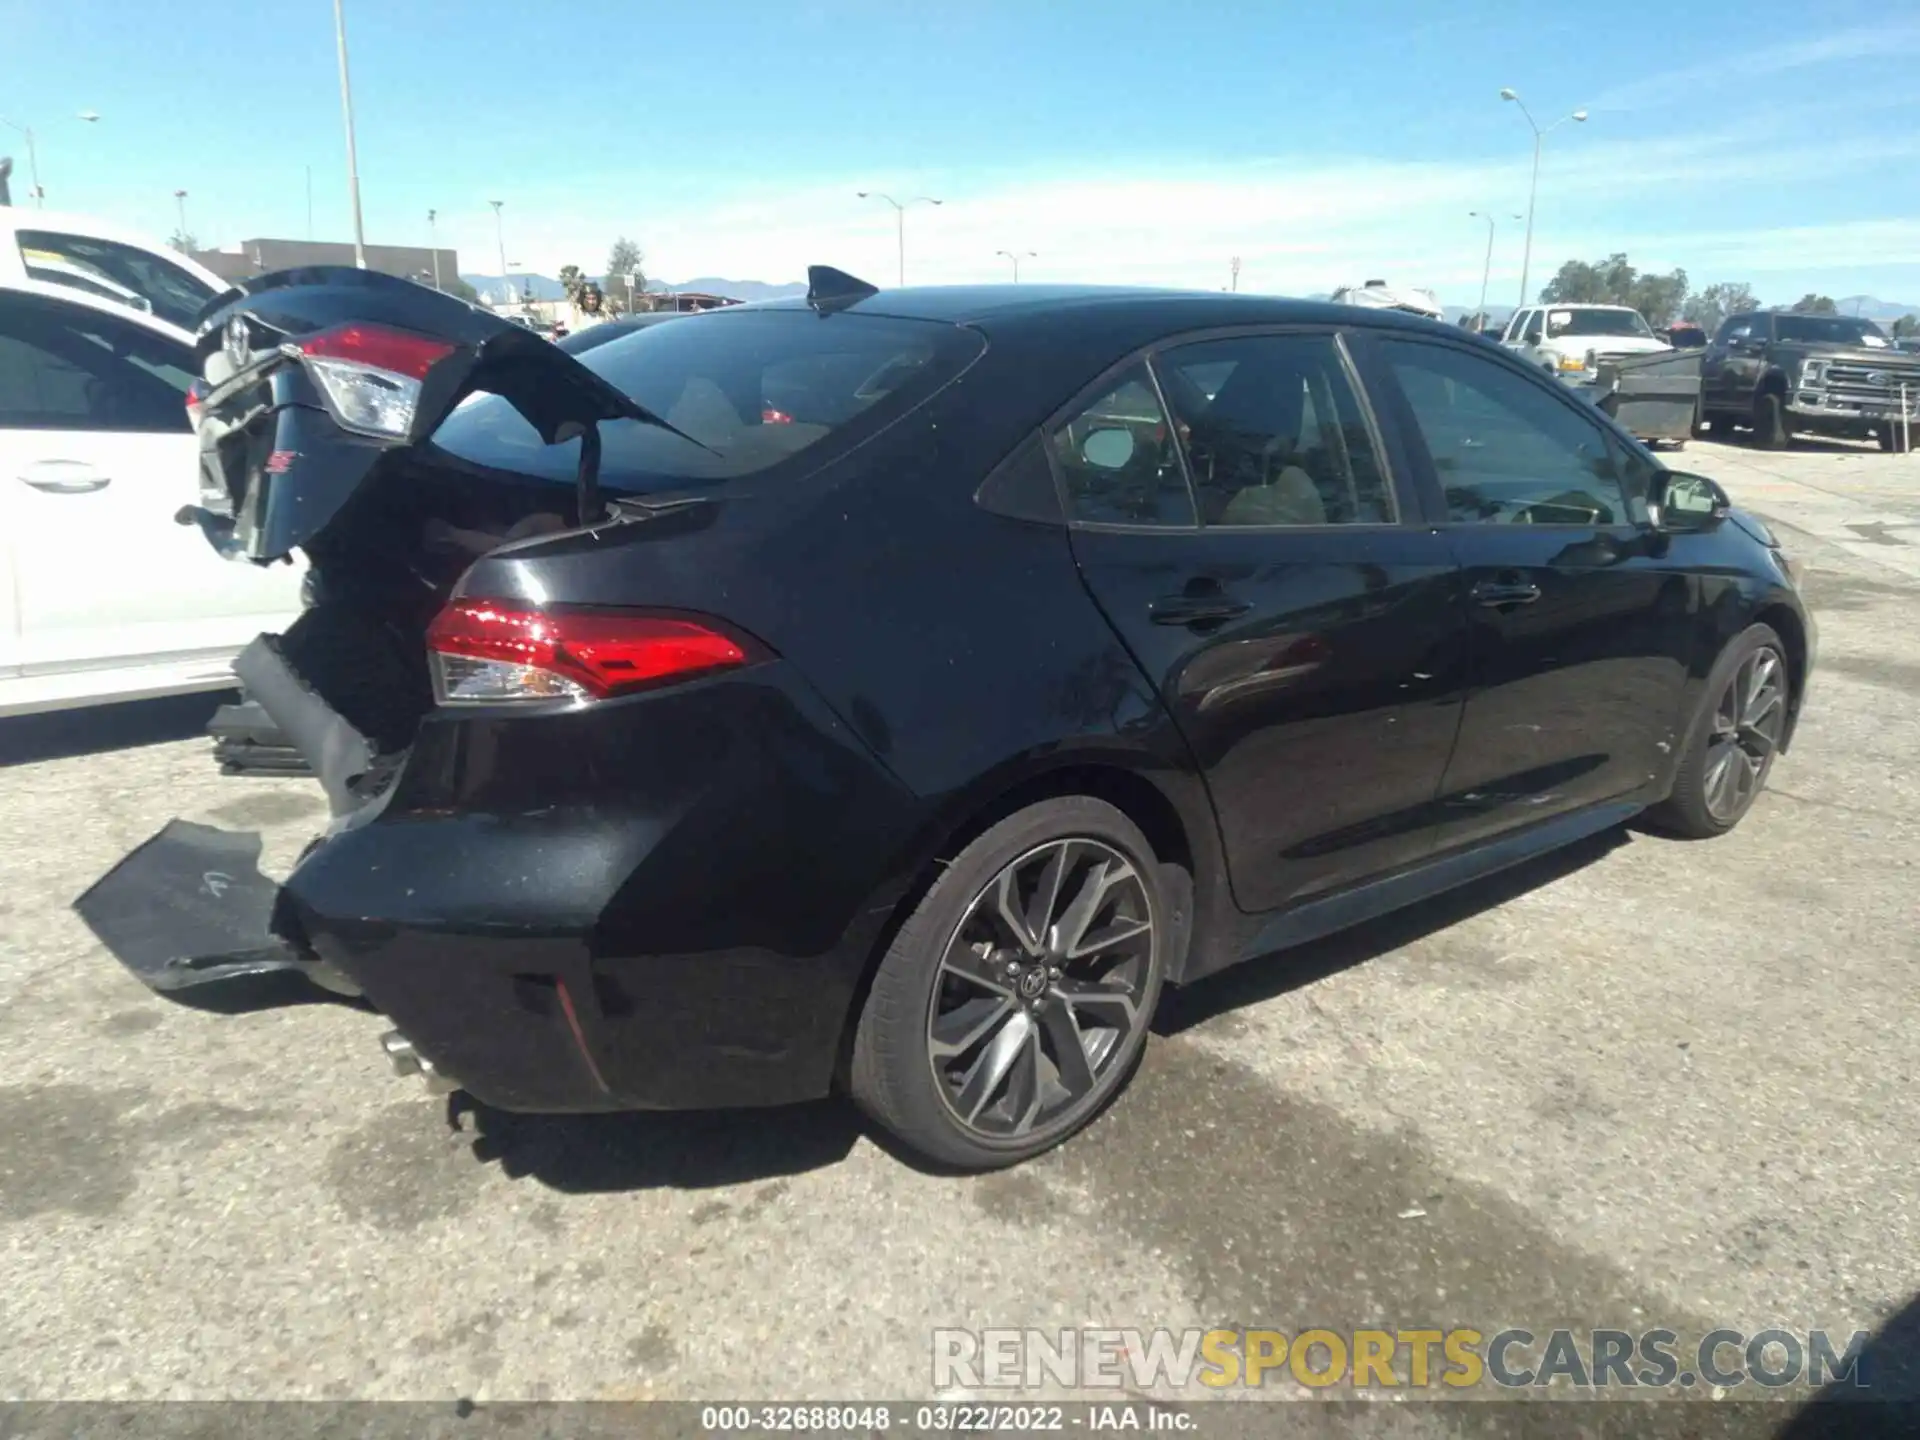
<box><xmin>380</xmin><ymin>1029</ymin><xmax>422</xmax><ymax>1076</ymax></box>
<box><xmin>380</xmin><ymin>1029</ymin><xmax>459</xmax><ymax>1095</ymax></box>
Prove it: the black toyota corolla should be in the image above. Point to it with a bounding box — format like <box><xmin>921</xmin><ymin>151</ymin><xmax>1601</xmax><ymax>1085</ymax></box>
<box><xmin>94</xmin><ymin>265</ymin><xmax>1814</xmax><ymax>1170</ymax></box>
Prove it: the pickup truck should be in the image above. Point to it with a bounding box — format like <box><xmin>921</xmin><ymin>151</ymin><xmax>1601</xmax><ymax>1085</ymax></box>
<box><xmin>1700</xmin><ymin>310</ymin><xmax>1917</xmax><ymax>452</ymax></box>
<box><xmin>1500</xmin><ymin>303</ymin><xmax>1670</xmax><ymax>390</ymax></box>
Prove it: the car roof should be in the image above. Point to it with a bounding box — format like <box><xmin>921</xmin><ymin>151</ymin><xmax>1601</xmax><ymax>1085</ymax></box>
<box><xmin>0</xmin><ymin>274</ymin><xmax>197</xmax><ymax>348</ymax></box>
<box><xmin>735</xmin><ymin>282</ymin><xmax>1465</xmax><ymax>343</ymax></box>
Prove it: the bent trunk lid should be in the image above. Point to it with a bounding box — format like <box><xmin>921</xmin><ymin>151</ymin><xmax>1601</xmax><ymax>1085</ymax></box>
<box><xmin>187</xmin><ymin>266</ymin><xmax>653</xmax><ymax>563</ymax></box>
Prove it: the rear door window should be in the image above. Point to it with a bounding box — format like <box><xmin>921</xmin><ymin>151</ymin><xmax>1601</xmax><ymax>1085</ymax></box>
<box><xmin>1154</xmin><ymin>332</ymin><xmax>1394</xmax><ymax>526</ymax></box>
<box><xmin>432</xmin><ymin>309</ymin><xmax>984</xmax><ymax>494</ymax></box>
<box><xmin>16</xmin><ymin>230</ymin><xmax>217</xmax><ymax>332</ymax></box>
<box><xmin>1046</xmin><ymin>362</ymin><xmax>1195</xmax><ymax>527</ymax></box>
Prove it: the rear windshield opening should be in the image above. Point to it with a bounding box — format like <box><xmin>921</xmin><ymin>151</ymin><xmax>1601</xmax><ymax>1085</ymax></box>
<box><xmin>1545</xmin><ymin>309</ymin><xmax>1652</xmax><ymax>340</ymax></box>
<box><xmin>1774</xmin><ymin>315</ymin><xmax>1891</xmax><ymax>347</ymax></box>
<box><xmin>431</xmin><ymin>308</ymin><xmax>984</xmax><ymax>495</ymax></box>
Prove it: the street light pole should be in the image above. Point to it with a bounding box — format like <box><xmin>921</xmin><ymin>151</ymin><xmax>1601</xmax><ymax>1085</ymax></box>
<box><xmin>3</xmin><ymin>122</ymin><xmax>41</xmax><ymax>207</ymax></box>
<box><xmin>0</xmin><ymin>110</ymin><xmax>98</xmax><ymax>208</ymax></box>
<box><xmin>996</xmin><ymin>249</ymin><xmax>1034</xmax><ymax>282</ymax></box>
<box><xmin>173</xmin><ymin>189</ymin><xmax>189</xmax><ymax>239</ymax></box>
<box><xmin>489</xmin><ymin>200</ymin><xmax>507</xmax><ymax>303</ymax></box>
<box><xmin>333</xmin><ymin>0</ymin><xmax>368</xmax><ymax>268</ymax></box>
<box><xmin>427</xmin><ymin>209</ymin><xmax>441</xmax><ymax>289</ymax></box>
<box><xmin>858</xmin><ymin>191</ymin><xmax>942</xmax><ymax>286</ymax></box>
<box><xmin>1500</xmin><ymin>88</ymin><xmax>1587</xmax><ymax>311</ymax></box>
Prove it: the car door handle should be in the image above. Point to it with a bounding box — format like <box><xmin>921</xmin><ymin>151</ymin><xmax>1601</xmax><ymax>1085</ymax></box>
<box><xmin>1150</xmin><ymin>593</ymin><xmax>1252</xmax><ymax>626</ymax></box>
<box><xmin>1470</xmin><ymin>580</ymin><xmax>1542</xmax><ymax>608</ymax></box>
<box><xmin>19</xmin><ymin>461</ymin><xmax>111</xmax><ymax>494</ymax></box>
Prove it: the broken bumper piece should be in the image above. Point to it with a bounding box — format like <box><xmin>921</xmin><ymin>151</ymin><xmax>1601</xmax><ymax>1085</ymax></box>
<box><xmin>71</xmin><ymin>819</ymin><xmax>358</xmax><ymax>998</ymax></box>
<box><xmin>208</xmin><ymin>696</ymin><xmax>312</xmax><ymax>779</ymax></box>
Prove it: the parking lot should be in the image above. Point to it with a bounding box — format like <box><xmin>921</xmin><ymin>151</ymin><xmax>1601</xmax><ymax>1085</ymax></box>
<box><xmin>1</xmin><ymin>437</ymin><xmax>1916</xmax><ymax>1418</ymax></box>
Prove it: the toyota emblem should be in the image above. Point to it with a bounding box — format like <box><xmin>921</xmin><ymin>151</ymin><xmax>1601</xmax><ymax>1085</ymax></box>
<box><xmin>223</xmin><ymin>316</ymin><xmax>250</xmax><ymax>369</ymax></box>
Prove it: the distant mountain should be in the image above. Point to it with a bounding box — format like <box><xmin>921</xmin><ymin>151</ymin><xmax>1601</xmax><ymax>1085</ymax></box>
<box><xmin>1836</xmin><ymin>296</ymin><xmax>1920</xmax><ymax>322</ymax></box>
<box><xmin>654</xmin><ymin>277</ymin><xmax>806</xmax><ymax>302</ymax></box>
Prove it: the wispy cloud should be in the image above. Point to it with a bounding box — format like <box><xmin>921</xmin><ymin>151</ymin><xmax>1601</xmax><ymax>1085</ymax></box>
<box><xmin>437</xmin><ymin>117</ymin><xmax>1920</xmax><ymax>304</ymax></box>
<box><xmin>1586</xmin><ymin>21</ymin><xmax>1920</xmax><ymax>113</ymax></box>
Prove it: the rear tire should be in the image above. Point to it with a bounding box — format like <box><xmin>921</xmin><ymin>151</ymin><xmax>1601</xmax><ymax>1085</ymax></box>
<box><xmin>1877</xmin><ymin>421</ymin><xmax>1913</xmax><ymax>454</ymax></box>
<box><xmin>1752</xmin><ymin>390</ymin><xmax>1790</xmax><ymax>449</ymax></box>
<box><xmin>850</xmin><ymin>797</ymin><xmax>1168</xmax><ymax>1171</ymax></box>
<box><xmin>1646</xmin><ymin>624</ymin><xmax>1790</xmax><ymax>839</ymax></box>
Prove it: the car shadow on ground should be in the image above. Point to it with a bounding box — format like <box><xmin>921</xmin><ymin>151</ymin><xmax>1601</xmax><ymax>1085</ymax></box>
<box><xmin>454</xmin><ymin>825</ymin><xmax>1634</xmax><ymax>1194</ymax></box>
<box><xmin>448</xmin><ymin>1090</ymin><xmax>865</xmax><ymax>1193</ymax></box>
<box><xmin>1773</xmin><ymin>1289</ymin><xmax>1920</xmax><ymax>1438</ymax></box>
<box><xmin>0</xmin><ymin>690</ymin><xmax>231</xmax><ymax>767</ymax></box>
<box><xmin>1154</xmin><ymin>825</ymin><xmax>1629</xmax><ymax>1036</ymax></box>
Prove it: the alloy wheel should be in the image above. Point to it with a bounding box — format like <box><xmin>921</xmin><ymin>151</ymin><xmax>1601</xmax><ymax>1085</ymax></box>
<box><xmin>926</xmin><ymin>838</ymin><xmax>1156</xmax><ymax>1142</ymax></box>
<box><xmin>1703</xmin><ymin>645</ymin><xmax>1787</xmax><ymax>823</ymax></box>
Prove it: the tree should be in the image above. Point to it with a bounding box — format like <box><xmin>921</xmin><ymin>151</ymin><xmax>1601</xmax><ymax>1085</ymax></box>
<box><xmin>604</xmin><ymin>237</ymin><xmax>645</xmax><ymax>315</ymax></box>
<box><xmin>1538</xmin><ymin>252</ymin><xmax>1688</xmax><ymax>324</ymax></box>
<box><xmin>1790</xmin><ymin>293</ymin><xmax>1837</xmax><ymax>314</ymax></box>
<box><xmin>558</xmin><ymin>264</ymin><xmax>585</xmax><ymax>304</ymax></box>
<box><xmin>443</xmin><ymin>276</ymin><xmax>479</xmax><ymax>304</ymax></box>
<box><xmin>1893</xmin><ymin>313</ymin><xmax>1918</xmax><ymax>339</ymax></box>
<box><xmin>1629</xmin><ymin>267</ymin><xmax>1689</xmax><ymax>328</ymax></box>
<box><xmin>168</xmin><ymin>229</ymin><xmax>199</xmax><ymax>254</ymax></box>
<box><xmin>1683</xmin><ymin>282</ymin><xmax>1760</xmax><ymax>335</ymax></box>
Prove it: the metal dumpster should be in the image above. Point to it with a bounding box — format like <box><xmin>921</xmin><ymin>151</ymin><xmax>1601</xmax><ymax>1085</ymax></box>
<box><xmin>1592</xmin><ymin>348</ymin><xmax>1702</xmax><ymax>447</ymax></box>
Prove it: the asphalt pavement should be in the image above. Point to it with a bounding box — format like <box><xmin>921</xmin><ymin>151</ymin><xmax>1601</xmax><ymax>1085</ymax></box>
<box><xmin>1</xmin><ymin>437</ymin><xmax>1915</xmax><ymax>1435</ymax></box>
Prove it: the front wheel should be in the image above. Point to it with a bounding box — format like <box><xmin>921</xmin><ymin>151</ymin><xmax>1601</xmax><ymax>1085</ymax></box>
<box><xmin>850</xmin><ymin>797</ymin><xmax>1169</xmax><ymax>1170</ymax></box>
<box><xmin>1646</xmin><ymin>624</ymin><xmax>1790</xmax><ymax>839</ymax></box>
<box><xmin>1752</xmin><ymin>391</ymin><xmax>1790</xmax><ymax>449</ymax></box>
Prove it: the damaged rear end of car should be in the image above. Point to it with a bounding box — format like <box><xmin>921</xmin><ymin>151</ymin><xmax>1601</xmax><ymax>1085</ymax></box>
<box><xmin>79</xmin><ymin>265</ymin><xmax>985</xmax><ymax>1113</ymax></box>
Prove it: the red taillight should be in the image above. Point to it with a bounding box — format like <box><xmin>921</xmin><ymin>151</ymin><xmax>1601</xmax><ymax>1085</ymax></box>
<box><xmin>298</xmin><ymin>323</ymin><xmax>455</xmax><ymax>379</ymax></box>
<box><xmin>425</xmin><ymin>600</ymin><xmax>750</xmax><ymax>705</ymax></box>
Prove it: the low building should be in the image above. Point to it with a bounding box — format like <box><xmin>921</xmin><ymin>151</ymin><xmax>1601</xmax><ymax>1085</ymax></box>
<box><xmin>190</xmin><ymin>238</ymin><xmax>459</xmax><ymax>288</ymax></box>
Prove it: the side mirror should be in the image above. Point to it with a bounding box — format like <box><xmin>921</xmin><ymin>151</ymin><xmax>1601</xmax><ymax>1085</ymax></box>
<box><xmin>1651</xmin><ymin>471</ymin><xmax>1730</xmax><ymax>531</ymax></box>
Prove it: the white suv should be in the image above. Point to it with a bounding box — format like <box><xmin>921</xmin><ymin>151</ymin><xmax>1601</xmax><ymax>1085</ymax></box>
<box><xmin>1501</xmin><ymin>303</ymin><xmax>1671</xmax><ymax>387</ymax></box>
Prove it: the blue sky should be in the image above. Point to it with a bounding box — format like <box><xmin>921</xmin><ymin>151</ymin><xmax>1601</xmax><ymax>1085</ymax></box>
<box><xmin>6</xmin><ymin>0</ymin><xmax>1920</xmax><ymax>306</ymax></box>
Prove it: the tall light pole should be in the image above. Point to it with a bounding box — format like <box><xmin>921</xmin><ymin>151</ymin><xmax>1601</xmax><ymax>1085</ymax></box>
<box><xmin>333</xmin><ymin>0</ymin><xmax>368</xmax><ymax>268</ymax></box>
<box><xmin>489</xmin><ymin>200</ymin><xmax>507</xmax><ymax>303</ymax></box>
<box><xmin>1</xmin><ymin>110</ymin><xmax>99</xmax><ymax>207</ymax></box>
<box><xmin>173</xmin><ymin>189</ymin><xmax>189</xmax><ymax>239</ymax></box>
<box><xmin>1468</xmin><ymin>211</ymin><xmax>1525</xmax><ymax>327</ymax></box>
<box><xmin>995</xmin><ymin>249</ymin><xmax>1034</xmax><ymax>282</ymax></box>
<box><xmin>426</xmin><ymin>208</ymin><xmax>441</xmax><ymax>289</ymax></box>
<box><xmin>857</xmin><ymin>191</ymin><xmax>942</xmax><ymax>286</ymax></box>
<box><xmin>1499</xmin><ymin>88</ymin><xmax>1587</xmax><ymax>311</ymax></box>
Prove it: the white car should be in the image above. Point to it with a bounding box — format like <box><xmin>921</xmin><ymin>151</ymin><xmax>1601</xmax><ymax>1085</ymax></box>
<box><xmin>1500</xmin><ymin>303</ymin><xmax>1671</xmax><ymax>387</ymax></box>
<box><xmin>0</xmin><ymin>281</ymin><xmax>303</xmax><ymax>717</ymax></box>
<box><xmin>0</xmin><ymin>207</ymin><xmax>229</xmax><ymax>343</ymax></box>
